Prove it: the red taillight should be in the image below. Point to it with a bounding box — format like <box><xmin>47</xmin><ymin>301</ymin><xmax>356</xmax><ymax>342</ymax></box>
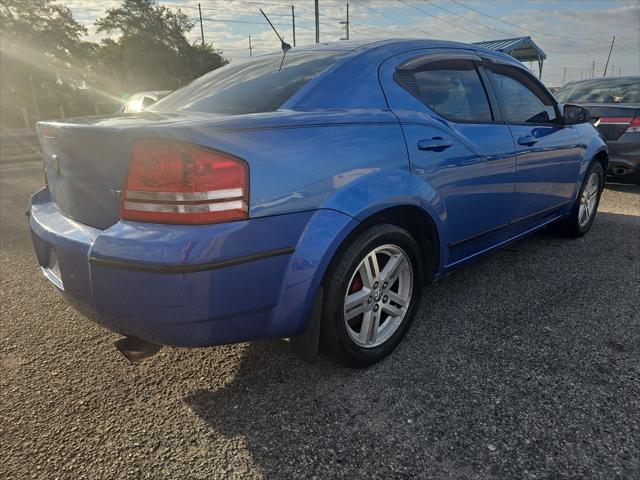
<box><xmin>121</xmin><ymin>139</ymin><xmax>248</xmax><ymax>225</ymax></box>
<box><xmin>598</xmin><ymin>116</ymin><xmax>640</xmax><ymax>133</ymax></box>
<box><xmin>626</xmin><ymin>115</ymin><xmax>640</xmax><ymax>133</ymax></box>
<box><xmin>598</xmin><ymin>117</ymin><xmax>634</xmax><ymax>125</ymax></box>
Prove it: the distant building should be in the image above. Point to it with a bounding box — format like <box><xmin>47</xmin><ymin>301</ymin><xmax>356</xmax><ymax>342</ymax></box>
<box><xmin>473</xmin><ymin>36</ymin><xmax>547</xmax><ymax>79</ymax></box>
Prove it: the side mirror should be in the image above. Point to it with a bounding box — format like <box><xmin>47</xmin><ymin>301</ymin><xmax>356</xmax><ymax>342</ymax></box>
<box><xmin>562</xmin><ymin>104</ymin><xmax>590</xmax><ymax>124</ymax></box>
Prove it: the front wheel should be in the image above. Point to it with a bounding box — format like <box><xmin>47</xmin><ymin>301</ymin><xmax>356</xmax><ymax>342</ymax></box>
<box><xmin>555</xmin><ymin>162</ymin><xmax>604</xmax><ymax>238</ymax></box>
<box><xmin>320</xmin><ymin>224</ymin><xmax>424</xmax><ymax>368</ymax></box>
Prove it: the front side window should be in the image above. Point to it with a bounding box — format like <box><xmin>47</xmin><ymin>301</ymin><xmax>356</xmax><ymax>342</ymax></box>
<box><xmin>150</xmin><ymin>51</ymin><xmax>349</xmax><ymax>115</ymax></box>
<box><xmin>488</xmin><ymin>65</ymin><xmax>558</xmax><ymax>124</ymax></box>
<box><xmin>397</xmin><ymin>59</ymin><xmax>493</xmax><ymax>122</ymax></box>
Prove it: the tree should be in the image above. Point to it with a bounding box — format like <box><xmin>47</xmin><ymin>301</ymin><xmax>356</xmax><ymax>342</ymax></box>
<box><xmin>0</xmin><ymin>0</ymin><xmax>227</xmax><ymax>129</ymax></box>
<box><xmin>0</xmin><ymin>0</ymin><xmax>92</xmax><ymax>127</ymax></box>
<box><xmin>93</xmin><ymin>0</ymin><xmax>227</xmax><ymax>95</ymax></box>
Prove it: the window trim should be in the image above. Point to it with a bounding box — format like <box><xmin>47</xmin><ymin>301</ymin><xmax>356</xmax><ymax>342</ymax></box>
<box><xmin>479</xmin><ymin>61</ymin><xmax>564</xmax><ymax>127</ymax></box>
<box><xmin>394</xmin><ymin>55</ymin><xmax>499</xmax><ymax>125</ymax></box>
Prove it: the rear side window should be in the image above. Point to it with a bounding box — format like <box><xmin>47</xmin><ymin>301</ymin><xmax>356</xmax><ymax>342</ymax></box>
<box><xmin>488</xmin><ymin>64</ymin><xmax>558</xmax><ymax>124</ymax></box>
<box><xmin>151</xmin><ymin>51</ymin><xmax>349</xmax><ymax>115</ymax></box>
<box><xmin>396</xmin><ymin>59</ymin><xmax>493</xmax><ymax>122</ymax></box>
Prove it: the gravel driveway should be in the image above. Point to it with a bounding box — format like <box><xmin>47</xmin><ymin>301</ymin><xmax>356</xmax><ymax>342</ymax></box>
<box><xmin>1</xmin><ymin>157</ymin><xmax>639</xmax><ymax>479</ymax></box>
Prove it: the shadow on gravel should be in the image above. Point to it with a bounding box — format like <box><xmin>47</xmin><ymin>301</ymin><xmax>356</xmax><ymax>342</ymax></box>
<box><xmin>187</xmin><ymin>212</ymin><xmax>639</xmax><ymax>478</ymax></box>
<box><xmin>605</xmin><ymin>179</ymin><xmax>640</xmax><ymax>193</ymax></box>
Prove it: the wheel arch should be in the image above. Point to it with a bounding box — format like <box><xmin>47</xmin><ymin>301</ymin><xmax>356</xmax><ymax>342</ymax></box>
<box><xmin>592</xmin><ymin>148</ymin><xmax>609</xmax><ymax>174</ymax></box>
<box><xmin>287</xmin><ymin>203</ymin><xmax>441</xmax><ymax>361</ymax></box>
<box><xmin>321</xmin><ymin>204</ymin><xmax>441</xmax><ymax>287</ymax></box>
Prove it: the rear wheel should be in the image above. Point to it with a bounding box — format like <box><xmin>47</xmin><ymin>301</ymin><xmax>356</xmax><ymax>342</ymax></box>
<box><xmin>320</xmin><ymin>224</ymin><xmax>424</xmax><ymax>368</ymax></box>
<box><xmin>555</xmin><ymin>161</ymin><xmax>604</xmax><ymax>238</ymax></box>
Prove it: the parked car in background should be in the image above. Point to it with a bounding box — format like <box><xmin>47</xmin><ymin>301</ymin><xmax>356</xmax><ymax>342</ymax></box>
<box><xmin>122</xmin><ymin>90</ymin><xmax>171</xmax><ymax>113</ymax></box>
<box><xmin>556</xmin><ymin>77</ymin><xmax>640</xmax><ymax>180</ymax></box>
<box><xmin>29</xmin><ymin>40</ymin><xmax>607</xmax><ymax>368</ymax></box>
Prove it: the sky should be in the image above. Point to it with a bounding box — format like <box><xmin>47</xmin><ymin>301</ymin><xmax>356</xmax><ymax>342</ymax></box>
<box><xmin>64</xmin><ymin>0</ymin><xmax>640</xmax><ymax>86</ymax></box>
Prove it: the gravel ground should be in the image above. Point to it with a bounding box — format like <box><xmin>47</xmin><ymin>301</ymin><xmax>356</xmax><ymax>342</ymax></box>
<box><xmin>1</xmin><ymin>157</ymin><xmax>639</xmax><ymax>480</ymax></box>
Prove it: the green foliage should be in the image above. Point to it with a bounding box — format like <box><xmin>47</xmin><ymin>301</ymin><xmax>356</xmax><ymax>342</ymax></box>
<box><xmin>0</xmin><ymin>0</ymin><xmax>227</xmax><ymax>129</ymax></box>
<box><xmin>92</xmin><ymin>0</ymin><xmax>227</xmax><ymax>94</ymax></box>
<box><xmin>0</xmin><ymin>0</ymin><xmax>93</xmax><ymax>127</ymax></box>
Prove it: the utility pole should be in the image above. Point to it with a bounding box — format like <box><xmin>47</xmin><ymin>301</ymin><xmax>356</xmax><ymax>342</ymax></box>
<box><xmin>346</xmin><ymin>3</ymin><xmax>349</xmax><ymax>40</ymax></box>
<box><xmin>315</xmin><ymin>0</ymin><xmax>320</xmax><ymax>43</ymax></box>
<box><xmin>591</xmin><ymin>60</ymin><xmax>595</xmax><ymax>78</ymax></box>
<box><xmin>603</xmin><ymin>35</ymin><xmax>615</xmax><ymax>77</ymax></box>
<box><xmin>249</xmin><ymin>35</ymin><xmax>252</xmax><ymax>57</ymax></box>
<box><xmin>291</xmin><ymin>5</ymin><xmax>296</xmax><ymax>47</ymax></box>
<box><xmin>561</xmin><ymin>66</ymin><xmax>566</xmax><ymax>86</ymax></box>
<box><xmin>198</xmin><ymin>3</ymin><xmax>205</xmax><ymax>45</ymax></box>
<box><xmin>340</xmin><ymin>3</ymin><xmax>350</xmax><ymax>40</ymax></box>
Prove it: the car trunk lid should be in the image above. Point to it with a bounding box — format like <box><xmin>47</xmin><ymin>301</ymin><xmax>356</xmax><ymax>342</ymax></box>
<box><xmin>37</xmin><ymin>109</ymin><xmax>391</xmax><ymax>230</ymax></box>
<box><xmin>581</xmin><ymin>103</ymin><xmax>640</xmax><ymax>141</ymax></box>
<box><xmin>38</xmin><ymin>112</ymin><xmax>223</xmax><ymax>230</ymax></box>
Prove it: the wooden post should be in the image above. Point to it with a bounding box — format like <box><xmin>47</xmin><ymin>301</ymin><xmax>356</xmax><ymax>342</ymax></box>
<box><xmin>29</xmin><ymin>74</ymin><xmax>41</xmax><ymax>121</ymax></box>
<box><xmin>315</xmin><ymin>0</ymin><xmax>319</xmax><ymax>43</ymax></box>
<box><xmin>603</xmin><ymin>36</ymin><xmax>615</xmax><ymax>77</ymax></box>
<box><xmin>291</xmin><ymin>5</ymin><xmax>296</xmax><ymax>47</ymax></box>
<box><xmin>22</xmin><ymin>107</ymin><xmax>31</xmax><ymax>131</ymax></box>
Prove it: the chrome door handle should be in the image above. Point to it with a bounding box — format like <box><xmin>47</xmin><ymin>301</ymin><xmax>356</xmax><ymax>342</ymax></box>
<box><xmin>517</xmin><ymin>135</ymin><xmax>538</xmax><ymax>146</ymax></box>
<box><xmin>417</xmin><ymin>137</ymin><xmax>452</xmax><ymax>151</ymax></box>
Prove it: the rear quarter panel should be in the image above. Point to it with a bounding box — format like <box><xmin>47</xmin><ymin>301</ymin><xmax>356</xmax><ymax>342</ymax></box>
<box><xmin>179</xmin><ymin>111</ymin><xmax>419</xmax><ymax>219</ymax></box>
<box><xmin>182</xmin><ymin>114</ymin><xmax>428</xmax><ymax>336</ymax></box>
<box><xmin>575</xmin><ymin>122</ymin><xmax>608</xmax><ymax>184</ymax></box>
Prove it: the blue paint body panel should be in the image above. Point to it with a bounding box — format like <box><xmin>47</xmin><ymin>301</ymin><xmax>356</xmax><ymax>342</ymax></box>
<box><xmin>29</xmin><ymin>40</ymin><xmax>607</xmax><ymax>348</ymax></box>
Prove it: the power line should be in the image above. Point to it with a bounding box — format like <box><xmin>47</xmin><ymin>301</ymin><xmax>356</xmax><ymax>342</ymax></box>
<box><xmin>200</xmin><ymin>16</ymin><xmax>313</xmax><ymax>30</ymax></box>
<box><xmin>420</xmin><ymin>0</ymin><xmax>516</xmax><ymax>38</ymax></box>
<box><xmin>350</xmin><ymin>0</ymin><xmax>413</xmax><ymax>28</ymax></box>
<box><xmin>419</xmin><ymin>0</ymin><xmax>613</xmax><ymax>51</ymax></box>
<box><xmin>396</xmin><ymin>0</ymin><xmax>485</xmax><ymax>38</ymax></box>
<box><xmin>448</xmin><ymin>0</ymin><xmax>612</xmax><ymax>42</ymax></box>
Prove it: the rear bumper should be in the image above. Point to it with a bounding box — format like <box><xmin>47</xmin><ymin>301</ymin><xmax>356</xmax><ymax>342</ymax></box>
<box><xmin>607</xmin><ymin>132</ymin><xmax>640</xmax><ymax>176</ymax></box>
<box><xmin>29</xmin><ymin>188</ymin><xmax>355</xmax><ymax>347</ymax></box>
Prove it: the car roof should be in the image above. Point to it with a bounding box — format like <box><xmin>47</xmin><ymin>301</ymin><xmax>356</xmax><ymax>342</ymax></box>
<box><xmin>257</xmin><ymin>38</ymin><xmax>519</xmax><ymax>65</ymax></box>
<box><xmin>282</xmin><ymin>39</ymin><xmax>524</xmax><ymax>111</ymax></box>
<box><xmin>560</xmin><ymin>76</ymin><xmax>640</xmax><ymax>88</ymax></box>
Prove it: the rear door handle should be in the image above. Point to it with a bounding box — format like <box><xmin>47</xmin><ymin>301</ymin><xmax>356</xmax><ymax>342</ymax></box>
<box><xmin>517</xmin><ymin>135</ymin><xmax>539</xmax><ymax>146</ymax></box>
<box><xmin>417</xmin><ymin>137</ymin><xmax>452</xmax><ymax>151</ymax></box>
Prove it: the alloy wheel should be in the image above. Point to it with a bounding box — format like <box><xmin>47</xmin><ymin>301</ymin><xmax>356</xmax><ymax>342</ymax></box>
<box><xmin>578</xmin><ymin>172</ymin><xmax>600</xmax><ymax>228</ymax></box>
<box><xmin>343</xmin><ymin>244</ymin><xmax>413</xmax><ymax>348</ymax></box>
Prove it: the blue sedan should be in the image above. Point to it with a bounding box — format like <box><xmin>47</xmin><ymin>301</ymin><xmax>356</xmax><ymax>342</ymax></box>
<box><xmin>29</xmin><ymin>40</ymin><xmax>608</xmax><ymax>367</ymax></box>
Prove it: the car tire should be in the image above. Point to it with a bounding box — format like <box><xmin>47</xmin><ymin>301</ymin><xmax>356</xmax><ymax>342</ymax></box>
<box><xmin>555</xmin><ymin>161</ymin><xmax>604</xmax><ymax>238</ymax></box>
<box><xmin>320</xmin><ymin>224</ymin><xmax>424</xmax><ymax>368</ymax></box>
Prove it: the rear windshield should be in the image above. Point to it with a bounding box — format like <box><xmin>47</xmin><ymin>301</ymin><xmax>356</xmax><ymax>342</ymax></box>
<box><xmin>150</xmin><ymin>50</ymin><xmax>349</xmax><ymax>115</ymax></box>
<box><xmin>555</xmin><ymin>78</ymin><xmax>640</xmax><ymax>104</ymax></box>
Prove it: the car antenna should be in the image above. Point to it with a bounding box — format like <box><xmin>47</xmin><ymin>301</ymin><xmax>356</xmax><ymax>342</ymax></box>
<box><xmin>260</xmin><ymin>8</ymin><xmax>291</xmax><ymax>71</ymax></box>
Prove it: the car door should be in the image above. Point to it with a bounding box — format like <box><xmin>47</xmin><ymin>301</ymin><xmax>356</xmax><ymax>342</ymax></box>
<box><xmin>483</xmin><ymin>62</ymin><xmax>582</xmax><ymax>221</ymax></box>
<box><xmin>379</xmin><ymin>50</ymin><xmax>516</xmax><ymax>265</ymax></box>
